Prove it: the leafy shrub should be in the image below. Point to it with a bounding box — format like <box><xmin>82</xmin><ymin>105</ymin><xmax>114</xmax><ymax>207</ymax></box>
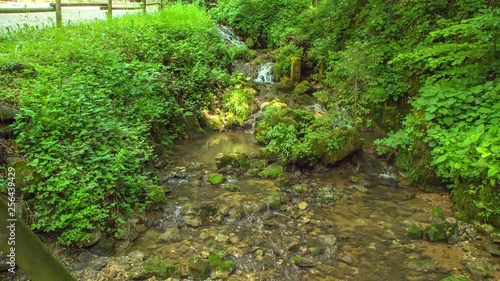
<box><xmin>377</xmin><ymin>8</ymin><xmax>500</xmax><ymax>223</ymax></box>
<box><xmin>222</xmin><ymin>86</ymin><xmax>256</xmax><ymax>125</ymax></box>
<box><xmin>210</xmin><ymin>0</ymin><xmax>310</xmax><ymax>47</ymax></box>
<box><xmin>1</xmin><ymin>3</ymin><xmax>230</xmax><ymax>244</ymax></box>
<box><xmin>255</xmin><ymin>108</ymin><xmax>362</xmax><ymax>166</ymax></box>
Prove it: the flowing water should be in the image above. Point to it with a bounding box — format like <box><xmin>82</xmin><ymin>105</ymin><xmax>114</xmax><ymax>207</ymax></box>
<box><xmin>125</xmin><ymin>132</ymin><xmax>496</xmax><ymax>281</ymax></box>
<box><xmin>255</xmin><ymin>62</ymin><xmax>274</xmax><ymax>84</ymax></box>
<box><xmin>218</xmin><ymin>25</ymin><xmax>245</xmax><ymax>46</ymax></box>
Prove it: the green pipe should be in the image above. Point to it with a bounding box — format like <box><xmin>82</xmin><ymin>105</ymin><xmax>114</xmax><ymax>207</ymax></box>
<box><xmin>0</xmin><ymin>198</ymin><xmax>76</xmax><ymax>281</ymax></box>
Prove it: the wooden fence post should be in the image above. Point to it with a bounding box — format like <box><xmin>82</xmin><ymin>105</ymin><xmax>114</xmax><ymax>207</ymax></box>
<box><xmin>142</xmin><ymin>0</ymin><xmax>147</xmax><ymax>13</ymax></box>
<box><xmin>107</xmin><ymin>0</ymin><xmax>112</xmax><ymax>19</ymax></box>
<box><xmin>160</xmin><ymin>0</ymin><xmax>164</xmax><ymax>10</ymax></box>
<box><xmin>55</xmin><ymin>0</ymin><xmax>62</xmax><ymax>27</ymax></box>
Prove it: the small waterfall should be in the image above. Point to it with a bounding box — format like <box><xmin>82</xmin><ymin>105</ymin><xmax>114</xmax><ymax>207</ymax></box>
<box><xmin>255</xmin><ymin>62</ymin><xmax>274</xmax><ymax>83</ymax></box>
<box><xmin>218</xmin><ymin>25</ymin><xmax>244</xmax><ymax>46</ymax></box>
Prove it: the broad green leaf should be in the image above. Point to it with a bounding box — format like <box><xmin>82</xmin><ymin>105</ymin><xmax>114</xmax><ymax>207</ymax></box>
<box><xmin>487</xmin><ymin>167</ymin><xmax>498</xmax><ymax>177</ymax></box>
<box><xmin>433</xmin><ymin>155</ymin><xmax>448</xmax><ymax>165</ymax></box>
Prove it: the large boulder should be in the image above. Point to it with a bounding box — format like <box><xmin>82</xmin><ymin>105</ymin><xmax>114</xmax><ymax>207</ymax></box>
<box><xmin>215</xmin><ymin>152</ymin><xmax>248</xmax><ymax>169</ymax></box>
<box><xmin>0</xmin><ymin>106</ymin><xmax>20</xmax><ymax>122</ymax></box>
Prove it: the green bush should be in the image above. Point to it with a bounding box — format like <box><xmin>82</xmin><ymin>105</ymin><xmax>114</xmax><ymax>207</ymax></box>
<box><xmin>1</xmin><ymin>4</ymin><xmax>230</xmax><ymax>245</ymax></box>
<box><xmin>222</xmin><ymin>86</ymin><xmax>256</xmax><ymax>125</ymax></box>
<box><xmin>255</xmin><ymin>108</ymin><xmax>362</xmax><ymax>166</ymax></box>
<box><xmin>210</xmin><ymin>0</ymin><xmax>310</xmax><ymax>47</ymax></box>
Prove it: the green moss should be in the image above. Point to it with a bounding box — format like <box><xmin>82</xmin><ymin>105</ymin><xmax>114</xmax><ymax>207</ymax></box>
<box><xmin>264</xmin><ymin>191</ymin><xmax>283</xmax><ymax>209</ymax></box>
<box><xmin>432</xmin><ymin>206</ymin><xmax>445</xmax><ymax>221</ymax></box>
<box><xmin>208</xmin><ymin>173</ymin><xmax>225</xmax><ymax>185</ymax></box>
<box><xmin>128</xmin><ymin>259</ymin><xmax>178</xmax><ymax>280</ymax></box>
<box><xmin>142</xmin><ymin>259</ymin><xmax>177</xmax><ymax>278</ymax></box>
<box><xmin>259</xmin><ymin>165</ymin><xmax>284</xmax><ymax>179</ymax></box>
<box><xmin>292</xmin><ymin>80</ymin><xmax>314</xmax><ymax>96</ymax></box>
<box><xmin>188</xmin><ymin>257</ymin><xmax>210</xmax><ymax>279</ymax></box>
<box><xmin>208</xmin><ymin>252</ymin><xmax>236</xmax><ymax>272</ymax></box>
<box><xmin>406</xmin><ymin>224</ymin><xmax>424</xmax><ymax>239</ymax></box>
<box><xmin>293</xmin><ymin>255</ymin><xmax>302</xmax><ymax>264</ymax></box>
<box><xmin>424</xmin><ymin>223</ymin><xmax>456</xmax><ymax>242</ymax></box>
<box><xmin>439</xmin><ymin>276</ymin><xmax>470</xmax><ymax>281</ymax></box>
<box><xmin>395</xmin><ymin>141</ymin><xmax>443</xmax><ymax>191</ymax></box>
<box><xmin>451</xmin><ymin>184</ymin><xmax>500</xmax><ymax>228</ymax></box>
<box><xmin>293</xmin><ymin>184</ymin><xmax>305</xmax><ymax>193</ymax></box>
<box><xmin>224</xmin><ymin>182</ymin><xmax>240</xmax><ymax>192</ymax></box>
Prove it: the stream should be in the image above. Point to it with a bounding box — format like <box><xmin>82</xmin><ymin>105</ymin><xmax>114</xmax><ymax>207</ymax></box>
<box><xmin>106</xmin><ymin>132</ymin><xmax>496</xmax><ymax>280</ymax></box>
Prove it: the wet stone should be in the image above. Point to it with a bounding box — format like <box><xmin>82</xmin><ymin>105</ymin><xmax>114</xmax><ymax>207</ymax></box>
<box><xmin>349</xmin><ymin>175</ymin><xmax>369</xmax><ymax>187</ymax></box>
<box><xmin>466</xmin><ymin>261</ymin><xmax>494</xmax><ymax>278</ymax></box>
<box><xmin>483</xmin><ymin>239</ymin><xmax>500</xmax><ymax>256</ymax></box>
<box><xmin>297</xmin><ymin>257</ymin><xmax>316</xmax><ymax>267</ymax></box>
<box><xmin>353</xmin><ymin>185</ymin><xmax>368</xmax><ymax>194</ymax></box>
<box><xmin>188</xmin><ymin>257</ymin><xmax>210</xmax><ymax>279</ymax></box>
<box><xmin>318</xmin><ymin>234</ymin><xmax>337</xmax><ymax>246</ymax></box>
<box><xmin>158</xmin><ymin>227</ymin><xmax>180</xmax><ymax>243</ymax></box>
<box><xmin>490</xmin><ymin>231</ymin><xmax>500</xmax><ymax>243</ymax></box>
<box><xmin>465</xmin><ymin>227</ymin><xmax>478</xmax><ymax>239</ymax></box>
<box><xmin>406</xmin><ymin>258</ymin><xmax>437</xmax><ymax>272</ymax></box>
<box><xmin>127</xmin><ymin>250</ymin><xmax>145</xmax><ymax>262</ymax></box>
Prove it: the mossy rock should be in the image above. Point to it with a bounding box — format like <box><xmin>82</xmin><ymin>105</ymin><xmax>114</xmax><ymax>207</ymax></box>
<box><xmin>274</xmin><ymin>77</ymin><xmax>294</xmax><ymax>92</ymax></box>
<box><xmin>6</xmin><ymin>158</ymin><xmax>39</xmax><ymax>193</ymax></box>
<box><xmin>215</xmin><ymin>152</ymin><xmax>248</xmax><ymax>169</ymax></box>
<box><xmin>290</xmin><ymin>56</ymin><xmax>301</xmax><ymax>83</ymax></box>
<box><xmin>254</xmin><ymin>108</ymin><xmax>314</xmax><ymax>145</ymax></box>
<box><xmin>224</xmin><ymin>182</ymin><xmax>240</xmax><ymax>192</ymax></box>
<box><xmin>208</xmin><ymin>252</ymin><xmax>235</xmax><ymax>272</ymax></box>
<box><xmin>440</xmin><ymin>276</ymin><xmax>470</xmax><ymax>281</ymax></box>
<box><xmin>188</xmin><ymin>257</ymin><xmax>210</xmax><ymax>279</ymax></box>
<box><xmin>264</xmin><ymin>191</ymin><xmax>283</xmax><ymax>210</ymax></box>
<box><xmin>292</xmin><ymin>80</ymin><xmax>315</xmax><ymax>96</ymax></box>
<box><xmin>208</xmin><ymin>173</ymin><xmax>225</xmax><ymax>185</ymax></box>
<box><xmin>258</xmin><ymin>165</ymin><xmax>284</xmax><ymax>179</ymax></box>
<box><xmin>249</xmin><ymin>159</ymin><xmax>268</xmax><ymax>169</ymax></box>
<box><xmin>406</xmin><ymin>258</ymin><xmax>437</xmax><ymax>272</ymax></box>
<box><xmin>406</xmin><ymin>224</ymin><xmax>424</xmax><ymax>239</ymax></box>
<box><xmin>293</xmin><ymin>184</ymin><xmax>305</xmax><ymax>193</ymax></box>
<box><xmin>431</xmin><ymin>206</ymin><xmax>445</xmax><ymax>222</ymax></box>
<box><xmin>128</xmin><ymin>259</ymin><xmax>178</xmax><ymax>280</ymax></box>
<box><xmin>316</xmin><ymin>128</ymin><xmax>363</xmax><ymax>166</ymax></box>
<box><xmin>424</xmin><ymin>223</ymin><xmax>457</xmax><ymax>242</ymax></box>
<box><xmin>201</xmin><ymin>111</ymin><xmax>225</xmax><ymax>131</ymax></box>
<box><xmin>183</xmin><ymin>111</ymin><xmax>205</xmax><ymax>139</ymax></box>
<box><xmin>465</xmin><ymin>261</ymin><xmax>494</xmax><ymax>278</ymax></box>
<box><xmin>254</xmin><ymin>115</ymin><xmax>298</xmax><ymax>145</ymax></box>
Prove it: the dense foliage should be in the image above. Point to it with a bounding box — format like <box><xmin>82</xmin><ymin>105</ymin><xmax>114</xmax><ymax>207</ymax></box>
<box><xmin>213</xmin><ymin>0</ymin><xmax>499</xmax><ymax>225</ymax></box>
<box><xmin>0</xmin><ymin>4</ymin><xmax>230</xmax><ymax>244</ymax></box>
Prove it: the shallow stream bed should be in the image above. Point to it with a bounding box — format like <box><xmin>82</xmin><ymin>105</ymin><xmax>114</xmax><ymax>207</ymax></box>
<box><xmin>120</xmin><ymin>132</ymin><xmax>498</xmax><ymax>281</ymax></box>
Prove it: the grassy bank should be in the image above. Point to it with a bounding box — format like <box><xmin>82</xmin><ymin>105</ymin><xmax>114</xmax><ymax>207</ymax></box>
<box><xmin>0</xmin><ymin>3</ymin><xmax>230</xmax><ymax>244</ymax></box>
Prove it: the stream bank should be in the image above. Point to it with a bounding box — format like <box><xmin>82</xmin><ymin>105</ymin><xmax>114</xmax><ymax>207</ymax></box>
<box><xmin>1</xmin><ymin>21</ymin><xmax>499</xmax><ymax>281</ymax></box>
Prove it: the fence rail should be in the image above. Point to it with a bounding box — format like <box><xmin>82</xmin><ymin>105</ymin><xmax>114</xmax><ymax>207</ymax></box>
<box><xmin>0</xmin><ymin>0</ymin><xmax>166</xmax><ymax>27</ymax></box>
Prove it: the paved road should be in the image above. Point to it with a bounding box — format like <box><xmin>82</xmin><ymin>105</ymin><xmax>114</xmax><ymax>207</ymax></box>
<box><xmin>0</xmin><ymin>1</ymin><xmax>151</xmax><ymax>33</ymax></box>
